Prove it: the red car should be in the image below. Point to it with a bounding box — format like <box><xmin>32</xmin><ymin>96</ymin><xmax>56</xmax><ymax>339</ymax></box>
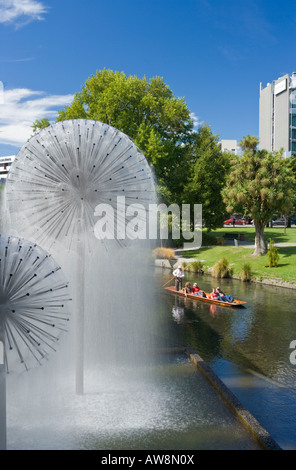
<box><xmin>224</xmin><ymin>218</ymin><xmax>245</xmax><ymax>225</ymax></box>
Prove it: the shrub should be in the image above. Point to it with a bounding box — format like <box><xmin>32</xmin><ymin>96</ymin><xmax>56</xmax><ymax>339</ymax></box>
<box><xmin>212</xmin><ymin>257</ymin><xmax>233</xmax><ymax>278</ymax></box>
<box><xmin>216</xmin><ymin>237</ymin><xmax>225</xmax><ymax>246</ymax></box>
<box><xmin>153</xmin><ymin>247</ymin><xmax>175</xmax><ymax>260</ymax></box>
<box><xmin>191</xmin><ymin>261</ymin><xmax>204</xmax><ymax>273</ymax></box>
<box><xmin>267</xmin><ymin>238</ymin><xmax>279</xmax><ymax>267</ymax></box>
<box><xmin>201</xmin><ymin>232</ymin><xmax>217</xmax><ymax>246</ymax></box>
<box><xmin>241</xmin><ymin>262</ymin><xmax>252</xmax><ymax>281</ymax></box>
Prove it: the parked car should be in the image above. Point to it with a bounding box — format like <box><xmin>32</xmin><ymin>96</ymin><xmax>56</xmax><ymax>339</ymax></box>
<box><xmin>272</xmin><ymin>218</ymin><xmax>287</xmax><ymax>226</ymax></box>
<box><xmin>224</xmin><ymin>218</ymin><xmax>245</xmax><ymax>225</ymax></box>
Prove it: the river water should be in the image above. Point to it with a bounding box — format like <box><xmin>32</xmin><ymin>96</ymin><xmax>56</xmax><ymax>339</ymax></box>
<box><xmin>155</xmin><ymin>268</ymin><xmax>296</xmax><ymax>450</ymax></box>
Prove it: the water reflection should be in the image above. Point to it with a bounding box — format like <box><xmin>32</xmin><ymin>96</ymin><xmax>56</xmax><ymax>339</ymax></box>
<box><xmin>209</xmin><ymin>304</ymin><xmax>218</xmax><ymax>317</ymax></box>
<box><xmin>172</xmin><ymin>297</ymin><xmax>184</xmax><ymax>323</ymax></box>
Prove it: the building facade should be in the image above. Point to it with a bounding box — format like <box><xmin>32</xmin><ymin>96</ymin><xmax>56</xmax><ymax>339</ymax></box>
<box><xmin>259</xmin><ymin>72</ymin><xmax>296</xmax><ymax>157</ymax></box>
<box><xmin>219</xmin><ymin>139</ymin><xmax>238</xmax><ymax>155</ymax></box>
<box><xmin>0</xmin><ymin>155</ymin><xmax>16</xmax><ymax>182</ymax></box>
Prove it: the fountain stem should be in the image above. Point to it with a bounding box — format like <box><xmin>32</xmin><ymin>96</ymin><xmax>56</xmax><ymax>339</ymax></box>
<box><xmin>75</xmin><ymin>215</ymin><xmax>85</xmax><ymax>395</ymax></box>
<box><xmin>0</xmin><ymin>326</ymin><xmax>6</xmax><ymax>450</ymax></box>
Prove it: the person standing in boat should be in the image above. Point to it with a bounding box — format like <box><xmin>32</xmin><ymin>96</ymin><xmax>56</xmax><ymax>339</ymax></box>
<box><xmin>173</xmin><ymin>265</ymin><xmax>184</xmax><ymax>291</ymax></box>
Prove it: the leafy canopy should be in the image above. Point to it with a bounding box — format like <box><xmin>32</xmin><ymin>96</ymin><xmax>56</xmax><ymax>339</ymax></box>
<box><xmin>33</xmin><ymin>69</ymin><xmax>195</xmax><ymax>204</ymax></box>
<box><xmin>223</xmin><ymin>138</ymin><xmax>296</xmax><ymax>254</ymax></box>
<box><xmin>183</xmin><ymin>125</ymin><xmax>233</xmax><ymax>230</ymax></box>
<box><xmin>223</xmin><ymin>148</ymin><xmax>295</xmax><ymax>223</ymax></box>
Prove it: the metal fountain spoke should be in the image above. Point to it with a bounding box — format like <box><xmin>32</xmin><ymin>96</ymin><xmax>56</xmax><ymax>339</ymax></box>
<box><xmin>0</xmin><ymin>235</ymin><xmax>71</xmax><ymax>373</ymax></box>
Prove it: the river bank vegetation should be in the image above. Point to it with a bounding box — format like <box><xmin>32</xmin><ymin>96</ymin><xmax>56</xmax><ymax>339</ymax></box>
<box><xmin>182</xmin><ymin>244</ymin><xmax>296</xmax><ymax>284</ymax></box>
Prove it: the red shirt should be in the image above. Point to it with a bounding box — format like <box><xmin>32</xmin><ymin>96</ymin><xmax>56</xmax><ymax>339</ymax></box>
<box><xmin>192</xmin><ymin>286</ymin><xmax>200</xmax><ymax>293</ymax></box>
<box><xmin>210</xmin><ymin>291</ymin><xmax>218</xmax><ymax>299</ymax></box>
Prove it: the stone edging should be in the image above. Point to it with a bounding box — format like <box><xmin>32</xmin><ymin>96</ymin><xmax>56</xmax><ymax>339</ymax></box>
<box><xmin>184</xmin><ymin>347</ymin><xmax>282</xmax><ymax>450</ymax></box>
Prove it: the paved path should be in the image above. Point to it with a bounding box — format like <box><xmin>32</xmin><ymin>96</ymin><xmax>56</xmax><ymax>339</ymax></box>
<box><xmin>242</xmin><ymin>242</ymin><xmax>296</xmax><ymax>248</ymax></box>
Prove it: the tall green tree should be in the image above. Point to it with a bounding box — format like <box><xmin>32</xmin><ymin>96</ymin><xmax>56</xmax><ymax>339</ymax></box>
<box><xmin>286</xmin><ymin>155</ymin><xmax>296</xmax><ymax>221</ymax></box>
<box><xmin>239</xmin><ymin>134</ymin><xmax>258</xmax><ymax>153</ymax></box>
<box><xmin>32</xmin><ymin>118</ymin><xmax>50</xmax><ymax>133</ymax></box>
<box><xmin>33</xmin><ymin>69</ymin><xmax>194</xmax><ymax>204</ymax></box>
<box><xmin>182</xmin><ymin>125</ymin><xmax>233</xmax><ymax>230</ymax></box>
<box><xmin>222</xmin><ymin>139</ymin><xmax>295</xmax><ymax>255</ymax></box>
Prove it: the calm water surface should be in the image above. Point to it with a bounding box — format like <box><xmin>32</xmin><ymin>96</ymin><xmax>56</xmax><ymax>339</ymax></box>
<box><xmin>154</xmin><ymin>268</ymin><xmax>296</xmax><ymax>450</ymax></box>
<box><xmin>7</xmin><ymin>354</ymin><xmax>264</xmax><ymax>450</ymax></box>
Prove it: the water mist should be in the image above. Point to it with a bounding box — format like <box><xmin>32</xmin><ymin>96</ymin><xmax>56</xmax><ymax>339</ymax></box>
<box><xmin>2</xmin><ymin>120</ymin><xmax>159</xmax><ymax>449</ymax></box>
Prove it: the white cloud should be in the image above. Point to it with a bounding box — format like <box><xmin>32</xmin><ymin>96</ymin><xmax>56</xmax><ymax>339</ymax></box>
<box><xmin>190</xmin><ymin>112</ymin><xmax>202</xmax><ymax>128</ymax></box>
<box><xmin>0</xmin><ymin>87</ymin><xmax>73</xmax><ymax>148</ymax></box>
<box><xmin>0</xmin><ymin>0</ymin><xmax>48</xmax><ymax>26</ymax></box>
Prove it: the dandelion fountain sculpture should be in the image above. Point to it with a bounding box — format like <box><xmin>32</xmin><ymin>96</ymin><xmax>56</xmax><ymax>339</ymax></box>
<box><xmin>0</xmin><ymin>234</ymin><xmax>71</xmax><ymax>449</ymax></box>
<box><xmin>5</xmin><ymin>119</ymin><xmax>156</xmax><ymax>394</ymax></box>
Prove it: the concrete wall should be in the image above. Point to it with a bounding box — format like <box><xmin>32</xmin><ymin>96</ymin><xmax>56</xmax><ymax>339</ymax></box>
<box><xmin>259</xmin><ymin>83</ymin><xmax>273</xmax><ymax>151</ymax></box>
<box><xmin>259</xmin><ymin>74</ymin><xmax>290</xmax><ymax>153</ymax></box>
<box><xmin>274</xmin><ymin>75</ymin><xmax>290</xmax><ymax>152</ymax></box>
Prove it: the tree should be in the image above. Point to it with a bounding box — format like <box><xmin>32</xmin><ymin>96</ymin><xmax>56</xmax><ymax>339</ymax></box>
<box><xmin>182</xmin><ymin>125</ymin><xmax>233</xmax><ymax>230</ymax></box>
<box><xmin>239</xmin><ymin>135</ymin><xmax>258</xmax><ymax>153</ymax></box>
<box><xmin>32</xmin><ymin>118</ymin><xmax>50</xmax><ymax>133</ymax></box>
<box><xmin>33</xmin><ymin>69</ymin><xmax>194</xmax><ymax>205</ymax></box>
<box><xmin>222</xmin><ymin>141</ymin><xmax>295</xmax><ymax>255</ymax></box>
<box><xmin>286</xmin><ymin>155</ymin><xmax>296</xmax><ymax>222</ymax></box>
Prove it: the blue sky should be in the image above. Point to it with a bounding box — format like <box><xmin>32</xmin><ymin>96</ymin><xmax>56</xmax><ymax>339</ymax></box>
<box><xmin>0</xmin><ymin>0</ymin><xmax>295</xmax><ymax>156</ymax></box>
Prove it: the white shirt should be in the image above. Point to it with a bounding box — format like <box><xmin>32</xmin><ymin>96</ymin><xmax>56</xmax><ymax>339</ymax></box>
<box><xmin>173</xmin><ymin>268</ymin><xmax>184</xmax><ymax>278</ymax></box>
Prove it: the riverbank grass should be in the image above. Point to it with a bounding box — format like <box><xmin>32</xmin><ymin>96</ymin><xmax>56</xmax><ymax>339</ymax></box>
<box><xmin>183</xmin><ymin>245</ymin><xmax>296</xmax><ymax>283</ymax></box>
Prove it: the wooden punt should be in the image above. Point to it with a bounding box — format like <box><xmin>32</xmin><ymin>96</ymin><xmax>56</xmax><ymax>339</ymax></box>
<box><xmin>164</xmin><ymin>286</ymin><xmax>247</xmax><ymax>308</ymax></box>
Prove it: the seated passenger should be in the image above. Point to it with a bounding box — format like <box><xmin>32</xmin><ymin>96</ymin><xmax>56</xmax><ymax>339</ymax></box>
<box><xmin>216</xmin><ymin>287</ymin><xmax>234</xmax><ymax>302</ymax></box>
<box><xmin>183</xmin><ymin>282</ymin><xmax>192</xmax><ymax>296</ymax></box>
<box><xmin>199</xmin><ymin>290</ymin><xmax>207</xmax><ymax>298</ymax></box>
<box><xmin>210</xmin><ymin>287</ymin><xmax>219</xmax><ymax>300</ymax></box>
<box><xmin>192</xmin><ymin>283</ymin><xmax>200</xmax><ymax>294</ymax></box>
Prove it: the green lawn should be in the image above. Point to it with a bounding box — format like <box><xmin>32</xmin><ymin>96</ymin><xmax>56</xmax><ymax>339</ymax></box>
<box><xmin>183</xmin><ymin>244</ymin><xmax>296</xmax><ymax>284</ymax></box>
